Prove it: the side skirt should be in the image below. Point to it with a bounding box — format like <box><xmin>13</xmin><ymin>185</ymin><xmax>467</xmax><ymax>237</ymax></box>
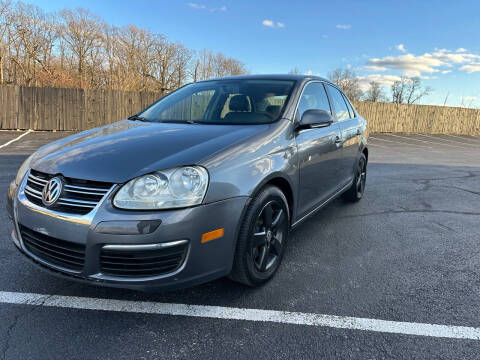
<box><xmin>290</xmin><ymin>180</ymin><xmax>353</xmax><ymax>229</ymax></box>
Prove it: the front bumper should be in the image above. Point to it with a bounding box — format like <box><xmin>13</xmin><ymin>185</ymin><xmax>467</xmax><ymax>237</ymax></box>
<box><xmin>9</xmin><ymin>176</ymin><xmax>249</xmax><ymax>291</ymax></box>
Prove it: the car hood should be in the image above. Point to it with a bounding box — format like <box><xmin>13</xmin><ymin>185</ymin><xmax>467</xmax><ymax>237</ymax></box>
<box><xmin>31</xmin><ymin>120</ymin><xmax>267</xmax><ymax>183</ymax></box>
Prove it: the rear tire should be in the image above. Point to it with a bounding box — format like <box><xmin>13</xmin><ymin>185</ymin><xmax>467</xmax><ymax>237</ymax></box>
<box><xmin>229</xmin><ymin>186</ymin><xmax>290</xmax><ymax>287</ymax></box>
<box><xmin>342</xmin><ymin>153</ymin><xmax>367</xmax><ymax>202</ymax></box>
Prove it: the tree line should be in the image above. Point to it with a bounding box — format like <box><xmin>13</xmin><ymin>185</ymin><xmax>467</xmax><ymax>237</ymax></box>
<box><xmin>289</xmin><ymin>67</ymin><xmax>433</xmax><ymax>105</ymax></box>
<box><xmin>0</xmin><ymin>0</ymin><xmax>247</xmax><ymax>93</ymax></box>
<box><xmin>326</xmin><ymin>68</ymin><xmax>433</xmax><ymax>105</ymax></box>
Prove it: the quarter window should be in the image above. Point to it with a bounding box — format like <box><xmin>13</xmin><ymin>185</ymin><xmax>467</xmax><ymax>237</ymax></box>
<box><xmin>343</xmin><ymin>94</ymin><xmax>355</xmax><ymax>118</ymax></box>
<box><xmin>297</xmin><ymin>82</ymin><xmax>331</xmax><ymax>120</ymax></box>
<box><xmin>325</xmin><ymin>85</ymin><xmax>350</xmax><ymax>121</ymax></box>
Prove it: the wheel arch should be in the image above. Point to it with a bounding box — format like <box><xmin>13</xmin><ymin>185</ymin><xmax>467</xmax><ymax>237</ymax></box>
<box><xmin>250</xmin><ymin>173</ymin><xmax>295</xmax><ymax>225</ymax></box>
<box><xmin>362</xmin><ymin>146</ymin><xmax>368</xmax><ymax>162</ymax></box>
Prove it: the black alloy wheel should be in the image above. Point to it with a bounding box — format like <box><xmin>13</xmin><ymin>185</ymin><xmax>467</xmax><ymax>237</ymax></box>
<box><xmin>229</xmin><ymin>185</ymin><xmax>290</xmax><ymax>286</ymax></box>
<box><xmin>343</xmin><ymin>153</ymin><xmax>367</xmax><ymax>202</ymax></box>
<box><xmin>251</xmin><ymin>200</ymin><xmax>287</xmax><ymax>272</ymax></box>
<box><xmin>356</xmin><ymin>155</ymin><xmax>367</xmax><ymax>198</ymax></box>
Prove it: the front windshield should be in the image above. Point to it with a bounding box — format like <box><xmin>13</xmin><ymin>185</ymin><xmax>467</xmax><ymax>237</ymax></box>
<box><xmin>138</xmin><ymin>79</ymin><xmax>295</xmax><ymax>125</ymax></box>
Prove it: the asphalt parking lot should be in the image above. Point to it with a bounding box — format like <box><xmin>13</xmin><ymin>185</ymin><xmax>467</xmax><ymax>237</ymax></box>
<box><xmin>1</xmin><ymin>130</ymin><xmax>480</xmax><ymax>359</ymax></box>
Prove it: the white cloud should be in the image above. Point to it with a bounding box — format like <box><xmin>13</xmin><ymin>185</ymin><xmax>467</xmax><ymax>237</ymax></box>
<box><xmin>456</xmin><ymin>48</ymin><xmax>467</xmax><ymax>53</ymax></box>
<box><xmin>441</xmin><ymin>70</ymin><xmax>451</xmax><ymax>74</ymax></box>
<box><xmin>396</xmin><ymin>44</ymin><xmax>407</xmax><ymax>53</ymax></box>
<box><xmin>187</xmin><ymin>2</ymin><xmax>206</xmax><ymax>9</ymax></box>
<box><xmin>336</xmin><ymin>24</ymin><xmax>351</xmax><ymax>30</ymax></box>
<box><xmin>459</xmin><ymin>62</ymin><xmax>480</xmax><ymax>73</ymax></box>
<box><xmin>262</xmin><ymin>20</ymin><xmax>285</xmax><ymax>29</ymax></box>
<box><xmin>262</xmin><ymin>19</ymin><xmax>275</xmax><ymax>27</ymax></box>
<box><xmin>210</xmin><ymin>5</ymin><xmax>227</xmax><ymax>12</ymax></box>
<box><xmin>431</xmin><ymin>49</ymin><xmax>479</xmax><ymax>63</ymax></box>
<box><xmin>357</xmin><ymin>74</ymin><xmax>403</xmax><ymax>91</ymax></box>
<box><xmin>188</xmin><ymin>3</ymin><xmax>227</xmax><ymax>12</ymax></box>
<box><xmin>366</xmin><ymin>54</ymin><xmax>443</xmax><ymax>77</ymax></box>
<box><xmin>364</xmin><ymin>65</ymin><xmax>387</xmax><ymax>72</ymax></box>
<box><xmin>365</xmin><ymin>49</ymin><xmax>480</xmax><ymax>77</ymax></box>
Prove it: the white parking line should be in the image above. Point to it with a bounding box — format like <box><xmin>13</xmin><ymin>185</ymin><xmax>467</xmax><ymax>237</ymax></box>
<box><xmin>416</xmin><ymin>134</ymin><xmax>479</xmax><ymax>147</ymax></box>
<box><xmin>1</xmin><ymin>290</ymin><xmax>480</xmax><ymax>340</ymax></box>
<box><xmin>389</xmin><ymin>134</ymin><xmax>467</xmax><ymax>149</ymax></box>
<box><xmin>369</xmin><ymin>136</ymin><xmax>434</xmax><ymax>149</ymax></box>
<box><xmin>369</xmin><ymin>136</ymin><xmax>398</xmax><ymax>143</ymax></box>
<box><xmin>0</xmin><ymin>130</ymin><xmax>33</xmax><ymax>149</ymax></box>
<box><xmin>365</xmin><ymin>143</ymin><xmax>390</xmax><ymax>149</ymax></box>
<box><xmin>442</xmin><ymin>134</ymin><xmax>480</xmax><ymax>144</ymax></box>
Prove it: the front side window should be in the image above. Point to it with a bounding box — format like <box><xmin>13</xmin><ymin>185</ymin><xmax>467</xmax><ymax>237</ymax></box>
<box><xmin>159</xmin><ymin>90</ymin><xmax>215</xmax><ymax>121</ymax></box>
<box><xmin>139</xmin><ymin>79</ymin><xmax>295</xmax><ymax>125</ymax></box>
<box><xmin>325</xmin><ymin>84</ymin><xmax>350</xmax><ymax>121</ymax></box>
<box><xmin>296</xmin><ymin>82</ymin><xmax>331</xmax><ymax>120</ymax></box>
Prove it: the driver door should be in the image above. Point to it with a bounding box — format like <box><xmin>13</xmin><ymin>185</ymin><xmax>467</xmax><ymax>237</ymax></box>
<box><xmin>295</xmin><ymin>82</ymin><xmax>343</xmax><ymax>219</ymax></box>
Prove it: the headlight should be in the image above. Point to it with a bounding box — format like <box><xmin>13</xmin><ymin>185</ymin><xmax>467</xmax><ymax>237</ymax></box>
<box><xmin>15</xmin><ymin>154</ymin><xmax>34</xmax><ymax>185</ymax></box>
<box><xmin>113</xmin><ymin>166</ymin><xmax>209</xmax><ymax>210</ymax></box>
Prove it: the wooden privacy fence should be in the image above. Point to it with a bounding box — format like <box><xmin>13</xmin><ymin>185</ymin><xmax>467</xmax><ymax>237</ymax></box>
<box><xmin>1</xmin><ymin>85</ymin><xmax>480</xmax><ymax>134</ymax></box>
<box><xmin>0</xmin><ymin>86</ymin><xmax>160</xmax><ymax>131</ymax></box>
<box><xmin>353</xmin><ymin>101</ymin><xmax>480</xmax><ymax>135</ymax></box>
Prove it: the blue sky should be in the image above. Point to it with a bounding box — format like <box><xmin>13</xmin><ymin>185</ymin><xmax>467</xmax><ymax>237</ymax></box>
<box><xmin>32</xmin><ymin>0</ymin><xmax>480</xmax><ymax>107</ymax></box>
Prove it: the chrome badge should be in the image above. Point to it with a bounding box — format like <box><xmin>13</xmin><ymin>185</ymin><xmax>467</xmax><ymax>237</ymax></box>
<box><xmin>42</xmin><ymin>177</ymin><xmax>63</xmax><ymax>206</ymax></box>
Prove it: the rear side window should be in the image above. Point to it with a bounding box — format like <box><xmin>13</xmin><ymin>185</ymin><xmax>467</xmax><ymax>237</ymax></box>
<box><xmin>297</xmin><ymin>82</ymin><xmax>331</xmax><ymax>120</ymax></box>
<box><xmin>325</xmin><ymin>84</ymin><xmax>350</xmax><ymax>121</ymax></box>
<box><xmin>343</xmin><ymin>94</ymin><xmax>356</xmax><ymax>118</ymax></box>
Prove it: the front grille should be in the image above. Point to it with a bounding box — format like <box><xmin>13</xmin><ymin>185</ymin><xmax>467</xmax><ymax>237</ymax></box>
<box><xmin>20</xmin><ymin>225</ymin><xmax>86</xmax><ymax>272</ymax></box>
<box><xmin>24</xmin><ymin>170</ymin><xmax>113</xmax><ymax>215</ymax></box>
<box><xmin>100</xmin><ymin>242</ymin><xmax>189</xmax><ymax>278</ymax></box>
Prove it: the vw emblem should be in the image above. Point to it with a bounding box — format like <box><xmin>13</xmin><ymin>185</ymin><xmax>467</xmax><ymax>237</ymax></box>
<box><xmin>42</xmin><ymin>177</ymin><xmax>63</xmax><ymax>206</ymax></box>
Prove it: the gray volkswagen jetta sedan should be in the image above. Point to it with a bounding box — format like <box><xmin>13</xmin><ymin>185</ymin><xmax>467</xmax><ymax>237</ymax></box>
<box><xmin>7</xmin><ymin>74</ymin><xmax>368</xmax><ymax>291</ymax></box>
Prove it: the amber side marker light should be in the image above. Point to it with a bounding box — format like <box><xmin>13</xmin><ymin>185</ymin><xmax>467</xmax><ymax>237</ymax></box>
<box><xmin>201</xmin><ymin>228</ymin><xmax>224</xmax><ymax>243</ymax></box>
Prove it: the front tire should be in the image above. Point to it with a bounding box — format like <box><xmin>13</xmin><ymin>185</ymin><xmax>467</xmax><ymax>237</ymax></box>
<box><xmin>229</xmin><ymin>186</ymin><xmax>290</xmax><ymax>286</ymax></box>
<box><xmin>342</xmin><ymin>153</ymin><xmax>367</xmax><ymax>202</ymax></box>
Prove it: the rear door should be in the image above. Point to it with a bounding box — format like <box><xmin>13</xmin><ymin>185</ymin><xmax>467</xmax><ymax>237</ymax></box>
<box><xmin>295</xmin><ymin>82</ymin><xmax>343</xmax><ymax>219</ymax></box>
<box><xmin>325</xmin><ymin>84</ymin><xmax>361</xmax><ymax>187</ymax></box>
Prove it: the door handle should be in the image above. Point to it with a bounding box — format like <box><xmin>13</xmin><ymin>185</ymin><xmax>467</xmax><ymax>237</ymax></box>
<box><xmin>356</xmin><ymin>129</ymin><xmax>361</xmax><ymax>136</ymax></box>
<box><xmin>335</xmin><ymin>135</ymin><xmax>342</xmax><ymax>144</ymax></box>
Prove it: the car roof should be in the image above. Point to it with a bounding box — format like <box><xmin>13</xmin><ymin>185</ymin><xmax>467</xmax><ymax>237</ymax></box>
<box><xmin>196</xmin><ymin>74</ymin><xmax>333</xmax><ymax>85</ymax></box>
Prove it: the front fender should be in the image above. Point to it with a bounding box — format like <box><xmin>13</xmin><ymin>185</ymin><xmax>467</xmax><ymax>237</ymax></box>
<box><xmin>200</xmin><ymin>120</ymin><xmax>298</xmax><ymax>205</ymax></box>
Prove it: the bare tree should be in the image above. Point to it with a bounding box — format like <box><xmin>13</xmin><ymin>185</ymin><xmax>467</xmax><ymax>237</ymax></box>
<box><xmin>363</xmin><ymin>81</ymin><xmax>385</xmax><ymax>102</ymax></box>
<box><xmin>0</xmin><ymin>0</ymin><xmax>11</xmax><ymax>84</ymax></box>
<box><xmin>391</xmin><ymin>77</ymin><xmax>432</xmax><ymax>104</ymax></box>
<box><xmin>59</xmin><ymin>8</ymin><xmax>104</xmax><ymax>88</ymax></box>
<box><xmin>443</xmin><ymin>92</ymin><xmax>449</xmax><ymax>106</ymax></box>
<box><xmin>327</xmin><ymin>68</ymin><xmax>363</xmax><ymax>101</ymax></box>
<box><xmin>460</xmin><ymin>96</ymin><xmax>477</xmax><ymax>109</ymax></box>
<box><xmin>10</xmin><ymin>2</ymin><xmax>58</xmax><ymax>86</ymax></box>
<box><xmin>191</xmin><ymin>49</ymin><xmax>246</xmax><ymax>82</ymax></box>
<box><xmin>391</xmin><ymin>78</ymin><xmax>407</xmax><ymax>104</ymax></box>
<box><xmin>0</xmin><ymin>4</ymin><xmax>247</xmax><ymax>91</ymax></box>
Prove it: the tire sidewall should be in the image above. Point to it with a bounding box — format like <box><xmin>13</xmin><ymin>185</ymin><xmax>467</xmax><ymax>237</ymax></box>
<box><xmin>242</xmin><ymin>187</ymin><xmax>290</xmax><ymax>285</ymax></box>
<box><xmin>356</xmin><ymin>154</ymin><xmax>367</xmax><ymax>200</ymax></box>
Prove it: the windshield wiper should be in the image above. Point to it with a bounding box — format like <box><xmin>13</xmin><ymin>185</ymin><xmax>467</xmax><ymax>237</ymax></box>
<box><xmin>128</xmin><ymin>114</ymin><xmax>148</xmax><ymax>121</ymax></box>
<box><xmin>159</xmin><ymin>120</ymin><xmax>199</xmax><ymax>124</ymax></box>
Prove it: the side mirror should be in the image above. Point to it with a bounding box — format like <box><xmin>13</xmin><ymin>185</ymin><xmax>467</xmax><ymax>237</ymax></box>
<box><xmin>297</xmin><ymin>109</ymin><xmax>334</xmax><ymax>130</ymax></box>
